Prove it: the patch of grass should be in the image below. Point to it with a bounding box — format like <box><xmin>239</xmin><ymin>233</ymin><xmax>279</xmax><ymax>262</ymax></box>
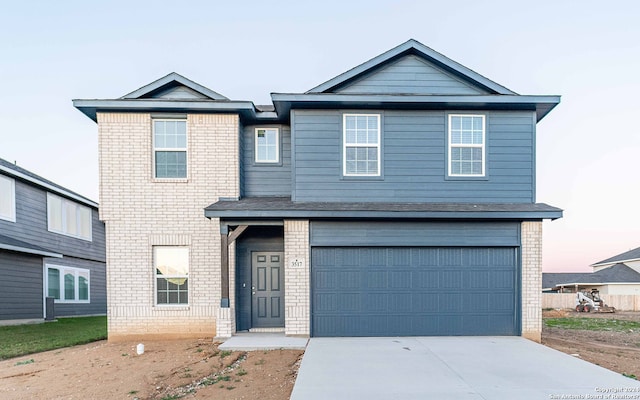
<box><xmin>15</xmin><ymin>358</ymin><xmax>35</xmax><ymax>366</ymax></box>
<box><xmin>121</xmin><ymin>353</ymin><xmax>129</xmax><ymax>357</ymax></box>
<box><xmin>128</xmin><ymin>390</ymin><xmax>138</xmax><ymax>395</ymax></box>
<box><xmin>0</xmin><ymin>316</ymin><xmax>107</xmax><ymax>360</ymax></box>
<box><xmin>544</xmin><ymin>318</ymin><xmax>640</xmax><ymax>332</ymax></box>
<box><xmin>255</xmin><ymin>359</ymin><xmax>266</xmax><ymax>366</ymax></box>
<box><xmin>226</xmin><ymin>386</ymin><xmax>236</xmax><ymax>390</ymax></box>
<box><xmin>623</xmin><ymin>373</ymin><xmax>638</xmax><ymax>380</ymax></box>
<box><xmin>219</xmin><ymin>350</ymin><xmax>232</xmax><ymax>358</ymax></box>
<box><xmin>236</xmin><ymin>368</ymin><xmax>247</xmax><ymax>376</ymax></box>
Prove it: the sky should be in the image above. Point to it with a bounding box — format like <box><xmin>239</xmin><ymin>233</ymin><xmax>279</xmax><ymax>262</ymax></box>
<box><xmin>0</xmin><ymin>0</ymin><xmax>638</xmax><ymax>272</ymax></box>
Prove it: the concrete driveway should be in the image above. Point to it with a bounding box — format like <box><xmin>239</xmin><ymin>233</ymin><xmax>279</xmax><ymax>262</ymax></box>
<box><xmin>291</xmin><ymin>337</ymin><xmax>639</xmax><ymax>400</ymax></box>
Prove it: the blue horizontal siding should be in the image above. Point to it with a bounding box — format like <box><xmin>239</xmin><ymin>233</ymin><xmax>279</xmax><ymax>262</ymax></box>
<box><xmin>0</xmin><ymin>178</ymin><xmax>105</xmax><ymax>262</ymax></box>
<box><xmin>242</xmin><ymin>125</ymin><xmax>292</xmax><ymax>197</ymax></box>
<box><xmin>335</xmin><ymin>55</ymin><xmax>486</xmax><ymax>95</ymax></box>
<box><xmin>0</xmin><ymin>251</ymin><xmax>43</xmax><ymax>320</ymax></box>
<box><xmin>310</xmin><ymin>221</ymin><xmax>520</xmax><ymax>247</ymax></box>
<box><xmin>292</xmin><ymin>109</ymin><xmax>535</xmax><ymax>203</ymax></box>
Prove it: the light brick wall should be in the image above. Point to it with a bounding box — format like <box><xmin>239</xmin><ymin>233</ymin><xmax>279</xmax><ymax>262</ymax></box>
<box><xmin>521</xmin><ymin>221</ymin><xmax>542</xmax><ymax>342</ymax></box>
<box><xmin>97</xmin><ymin>113</ymin><xmax>239</xmax><ymax>341</ymax></box>
<box><xmin>284</xmin><ymin>219</ymin><xmax>310</xmax><ymax>336</ymax></box>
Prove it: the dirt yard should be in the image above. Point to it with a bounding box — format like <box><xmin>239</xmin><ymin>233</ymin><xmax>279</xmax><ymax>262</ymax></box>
<box><xmin>0</xmin><ymin>339</ymin><xmax>303</xmax><ymax>400</ymax></box>
<box><xmin>542</xmin><ymin>310</ymin><xmax>640</xmax><ymax>379</ymax></box>
<box><xmin>2</xmin><ymin>312</ymin><xmax>639</xmax><ymax>399</ymax></box>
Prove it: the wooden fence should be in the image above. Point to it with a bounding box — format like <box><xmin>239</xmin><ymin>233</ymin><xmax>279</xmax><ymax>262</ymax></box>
<box><xmin>543</xmin><ymin>293</ymin><xmax>640</xmax><ymax>311</ymax></box>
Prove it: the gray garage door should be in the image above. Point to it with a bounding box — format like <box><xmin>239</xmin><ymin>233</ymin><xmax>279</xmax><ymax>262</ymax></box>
<box><xmin>312</xmin><ymin>247</ymin><xmax>518</xmax><ymax>337</ymax></box>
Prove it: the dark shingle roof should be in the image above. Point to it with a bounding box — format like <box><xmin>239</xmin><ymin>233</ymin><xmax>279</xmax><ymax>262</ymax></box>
<box><xmin>0</xmin><ymin>233</ymin><xmax>62</xmax><ymax>258</ymax></box>
<box><xmin>0</xmin><ymin>158</ymin><xmax>97</xmax><ymax>207</ymax></box>
<box><xmin>205</xmin><ymin>197</ymin><xmax>562</xmax><ymax>220</ymax></box>
<box><xmin>543</xmin><ymin>263</ymin><xmax>640</xmax><ymax>288</ymax></box>
<box><xmin>593</xmin><ymin>246</ymin><xmax>640</xmax><ymax>266</ymax></box>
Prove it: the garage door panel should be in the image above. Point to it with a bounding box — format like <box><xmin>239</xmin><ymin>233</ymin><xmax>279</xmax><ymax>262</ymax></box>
<box><xmin>312</xmin><ymin>247</ymin><xmax>518</xmax><ymax>337</ymax></box>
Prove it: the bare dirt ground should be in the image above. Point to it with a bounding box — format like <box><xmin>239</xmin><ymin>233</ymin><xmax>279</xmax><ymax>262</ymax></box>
<box><xmin>0</xmin><ymin>339</ymin><xmax>303</xmax><ymax>400</ymax></box>
<box><xmin>542</xmin><ymin>310</ymin><xmax>640</xmax><ymax>379</ymax></box>
<box><xmin>3</xmin><ymin>312</ymin><xmax>638</xmax><ymax>399</ymax></box>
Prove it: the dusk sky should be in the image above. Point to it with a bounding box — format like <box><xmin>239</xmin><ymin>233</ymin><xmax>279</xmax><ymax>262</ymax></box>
<box><xmin>1</xmin><ymin>1</ymin><xmax>638</xmax><ymax>272</ymax></box>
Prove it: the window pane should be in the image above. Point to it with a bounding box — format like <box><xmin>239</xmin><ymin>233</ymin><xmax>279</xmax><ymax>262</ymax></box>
<box><xmin>78</xmin><ymin>273</ymin><xmax>89</xmax><ymax>300</ymax></box>
<box><xmin>255</xmin><ymin>129</ymin><xmax>278</xmax><ymax>162</ymax></box>
<box><xmin>345</xmin><ymin>116</ymin><xmax>356</xmax><ymax>130</ymax></box>
<box><xmin>155</xmin><ymin>247</ymin><xmax>189</xmax><ymax>305</ymax></box>
<box><xmin>48</xmin><ymin>268</ymin><xmax>60</xmax><ymax>299</ymax></box>
<box><xmin>0</xmin><ymin>176</ymin><xmax>14</xmax><ymax>220</ymax></box>
<box><xmin>64</xmin><ymin>272</ymin><xmax>75</xmax><ymax>300</ymax></box>
<box><xmin>65</xmin><ymin>202</ymin><xmax>77</xmax><ymax>236</ymax></box>
<box><xmin>154</xmin><ymin>120</ymin><xmax>186</xmax><ymax>150</ymax></box>
<box><xmin>155</xmin><ymin>151</ymin><xmax>187</xmax><ymax>178</ymax></box>
<box><xmin>79</xmin><ymin>207</ymin><xmax>92</xmax><ymax>240</ymax></box>
<box><xmin>48</xmin><ymin>195</ymin><xmax>63</xmax><ymax>232</ymax></box>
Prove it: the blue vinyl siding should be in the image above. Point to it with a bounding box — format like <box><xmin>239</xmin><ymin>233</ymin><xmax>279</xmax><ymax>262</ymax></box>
<box><xmin>311</xmin><ymin>221</ymin><xmax>520</xmax><ymax>247</ymax></box>
<box><xmin>0</xmin><ymin>178</ymin><xmax>105</xmax><ymax>263</ymax></box>
<box><xmin>242</xmin><ymin>125</ymin><xmax>292</xmax><ymax>197</ymax></box>
<box><xmin>0</xmin><ymin>251</ymin><xmax>44</xmax><ymax>320</ymax></box>
<box><xmin>335</xmin><ymin>55</ymin><xmax>487</xmax><ymax>95</ymax></box>
<box><xmin>292</xmin><ymin>110</ymin><xmax>535</xmax><ymax>203</ymax></box>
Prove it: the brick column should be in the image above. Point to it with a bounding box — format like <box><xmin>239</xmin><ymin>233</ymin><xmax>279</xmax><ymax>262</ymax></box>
<box><xmin>284</xmin><ymin>220</ymin><xmax>310</xmax><ymax>337</ymax></box>
<box><xmin>521</xmin><ymin>221</ymin><xmax>542</xmax><ymax>342</ymax></box>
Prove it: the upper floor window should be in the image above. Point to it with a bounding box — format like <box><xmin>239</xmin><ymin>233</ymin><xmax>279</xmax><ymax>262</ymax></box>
<box><xmin>154</xmin><ymin>120</ymin><xmax>187</xmax><ymax>179</ymax></box>
<box><xmin>154</xmin><ymin>246</ymin><xmax>189</xmax><ymax>306</ymax></box>
<box><xmin>46</xmin><ymin>265</ymin><xmax>90</xmax><ymax>303</ymax></box>
<box><xmin>343</xmin><ymin>114</ymin><xmax>380</xmax><ymax>176</ymax></box>
<box><xmin>0</xmin><ymin>175</ymin><xmax>16</xmax><ymax>222</ymax></box>
<box><xmin>47</xmin><ymin>193</ymin><xmax>92</xmax><ymax>241</ymax></box>
<box><xmin>448</xmin><ymin>114</ymin><xmax>485</xmax><ymax>177</ymax></box>
<box><xmin>255</xmin><ymin>128</ymin><xmax>279</xmax><ymax>163</ymax></box>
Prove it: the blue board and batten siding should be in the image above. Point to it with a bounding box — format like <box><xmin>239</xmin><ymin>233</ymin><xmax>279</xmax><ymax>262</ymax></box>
<box><xmin>241</xmin><ymin>125</ymin><xmax>292</xmax><ymax>197</ymax></box>
<box><xmin>334</xmin><ymin>55</ymin><xmax>487</xmax><ymax>95</ymax></box>
<box><xmin>292</xmin><ymin>109</ymin><xmax>535</xmax><ymax>203</ymax></box>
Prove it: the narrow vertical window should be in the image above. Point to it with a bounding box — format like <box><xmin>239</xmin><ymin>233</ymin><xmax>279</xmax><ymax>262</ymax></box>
<box><xmin>0</xmin><ymin>175</ymin><xmax>16</xmax><ymax>222</ymax></box>
<box><xmin>448</xmin><ymin>115</ymin><xmax>485</xmax><ymax>177</ymax></box>
<box><xmin>343</xmin><ymin>114</ymin><xmax>380</xmax><ymax>176</ymax></box>
<box><xmin>255</xmin><ymin>128</ymin><xmax>279</xmax><ymax>163</ymax></box>
<box><xmin>154</xmin><ymin>246</ymin><xmax>189</xmax><ymax>305</ymax></box>
<box><xmin>154</xmin><ymin>120</ymin><xmax>187</xmax><ymax>178</ymax></box>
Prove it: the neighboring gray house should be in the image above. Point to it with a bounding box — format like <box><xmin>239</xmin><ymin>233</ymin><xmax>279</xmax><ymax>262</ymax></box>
<box><xmin>0</xmin><ymin>158</ymin><xmax>106</xmax><ymax>324</ymax></box>
<box><xmin>73</xmin><ymin>39</ymin><xmax>561</xmax><ymax>342</ymax></box>
<box><xmin>543</xmin><ymin>246</ymin><xmax>640</xmax><ymax>294</ymax></box>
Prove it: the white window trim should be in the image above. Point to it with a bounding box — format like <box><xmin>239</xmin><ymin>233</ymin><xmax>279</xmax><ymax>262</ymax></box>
<box><xmin>154</xmin><ymin>246</ymin><xmax>190</xmax><ymax>307</ymax></box>
<box><xmin>0</xmin><ymin>175</ymin><xmax>16</xmax><ymax>222</ymax></box>
<box><xmin>152</xmin><ymin>119</ymin><xmax>188</xmax><ymax>179</ymax></box>
<box><xmin>47</xmin><ymin>193</ymin><xmax>93</xmax><ymax>241</ymax></box>
<box><xmin>254</xmin><ymin>128</ymin><xmax>280</xmax><ymax>163</ymax></box>
<box><xmin>448</xmin><ymin>114</ymin><xmax>486</xmax><ymax>177</ymax></box>
<box><xmin>343</xmin><ymin>113</ymin><xmax>381</xmax><ymax>177</ymax></box>
<box><xmin>45</xmin><ymin>264</ymin><xmax>90</xmax><ymax>304</ymax></box>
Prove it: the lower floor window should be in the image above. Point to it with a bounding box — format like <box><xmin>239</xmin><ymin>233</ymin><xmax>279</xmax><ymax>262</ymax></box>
<box><xmin>46</xmin><ymin>265</ymin><xmax>90</xmax><ymax>303</ymax></box>
<box><xmin>154</xmin><ymin>246</ymin><xmax>189</xmax><ymax>305</ymax></box>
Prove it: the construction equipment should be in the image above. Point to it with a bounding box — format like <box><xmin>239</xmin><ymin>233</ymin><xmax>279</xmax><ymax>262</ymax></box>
<box><xmin>575</xmin><ymin>289</ymin><xmax>616</xmax><ymax>313</ymax></box>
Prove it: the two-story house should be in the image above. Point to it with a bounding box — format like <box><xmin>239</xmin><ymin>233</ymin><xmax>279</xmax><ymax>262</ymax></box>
<box><xmin>74</xmin><ymin>39</ymin><xmax>561</xmax><ymax>342</ymax></box>
<box><xmin>0</xmin><ymin>158</ymin><xmax>106</xmax><ymax>325</ymax></box>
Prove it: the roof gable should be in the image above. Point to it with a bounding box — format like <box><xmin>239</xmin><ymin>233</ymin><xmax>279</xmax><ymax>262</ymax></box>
<box><xmin>121</xmin><ymin>72</ymin><xmax>229</xmax><ymax>101</ymax></box>
<box><xmin>593</xmin><ymin>246</ymin><xmax>640</xmax><ymax>266</ymax></box>
<box><xmin>307</xmin><ymin>39</ymin><xmax>516</xmax><ymax>95</ymax></box>
<box><xmin>334</xmin><ymin>54</ymin><xmax>487</xmax><ymax>95</ymax></box>
<box><xmin>543</xmin><ymin>263</ymin><xmax>640</xmax><ymax>288</ymax></box>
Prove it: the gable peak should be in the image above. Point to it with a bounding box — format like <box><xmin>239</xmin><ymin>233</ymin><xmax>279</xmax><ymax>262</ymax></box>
<box><xmin>121</xmin><ymin>72</ymin><xmax>229</xmax><ymax>101</ymax></box>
